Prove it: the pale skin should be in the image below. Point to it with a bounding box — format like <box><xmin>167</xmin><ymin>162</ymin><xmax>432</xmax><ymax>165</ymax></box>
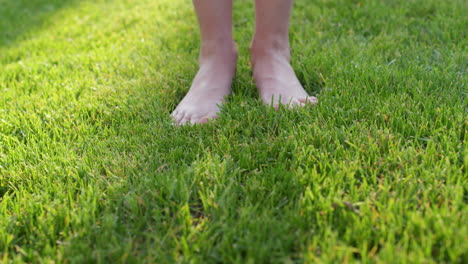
<box><xmin>171</xmin><ymin>0</ymin><xmax>318</xmax><ymax>125</ymax></box>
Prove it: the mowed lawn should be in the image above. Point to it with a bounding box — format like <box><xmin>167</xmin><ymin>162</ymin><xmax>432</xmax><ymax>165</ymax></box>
<box><xmin>0</xmin><ymin>0</ymin><xmax>466</xmax><ymax>262</ymax></box>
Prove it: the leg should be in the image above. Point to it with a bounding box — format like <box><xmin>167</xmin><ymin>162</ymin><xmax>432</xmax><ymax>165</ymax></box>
<box><xmin>171</xmin><ymin>0</ymin><xmax>237</xmax><ymax>125</ymax></box>
<box><xmin>251</xmin><ymin>0</ymin><xmax>317</xmax><ymax>108</ymax></box>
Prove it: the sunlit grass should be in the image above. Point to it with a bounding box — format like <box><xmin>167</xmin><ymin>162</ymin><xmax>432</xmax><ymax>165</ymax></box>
<box><xmin>0</xmin><ymin>0</ymin><xmax>466</xmax><ymax>262</ymax></box>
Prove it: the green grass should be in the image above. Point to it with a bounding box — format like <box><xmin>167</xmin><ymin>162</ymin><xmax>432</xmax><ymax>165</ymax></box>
<box><xmin>0</xmin><ymin>0</ymin><xmax>466</xmax><ymax>262</ymax></box>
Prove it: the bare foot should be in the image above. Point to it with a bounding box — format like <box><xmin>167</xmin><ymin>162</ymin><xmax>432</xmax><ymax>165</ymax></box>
<box><xmin>171</xmin><ymin>47</ymin><xmax>237</xmax><ymax>125</ymax></box>
<box><xmin>252</xmin><ymin>49</ymin><xmax>318</xmax><ymax>109</ymax></box>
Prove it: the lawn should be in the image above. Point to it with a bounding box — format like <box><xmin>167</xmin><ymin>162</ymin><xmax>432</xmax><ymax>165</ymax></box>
<box><xmin>0</xmin><ymin>0</ymin><xmax>466</xmax><ymax>262</ymax></box>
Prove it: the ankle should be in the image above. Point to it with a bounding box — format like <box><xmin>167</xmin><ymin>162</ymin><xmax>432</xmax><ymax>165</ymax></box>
<box><xmin>250</xmin><ymin>37</ymin><xmax>290</xmax><ymax>63</ymax></box>
<box><xmin>200</xmin><ymin>39</ymin><xmax>238</xmax><ymax>63</ymax></box>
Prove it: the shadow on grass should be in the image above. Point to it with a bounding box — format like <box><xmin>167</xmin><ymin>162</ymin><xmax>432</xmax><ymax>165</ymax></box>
<box><xmin>0</xmin><ymin>0</ymin><xmax>78</xmax><ymax>48</ymax></box>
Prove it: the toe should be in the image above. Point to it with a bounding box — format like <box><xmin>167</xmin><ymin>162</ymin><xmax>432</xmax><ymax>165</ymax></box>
<box><xmin>197</xmin><ymin>116</ymin><xmax>211</xmax><ymax>124</ymax></box>
<box><xmin>199</xmin><ymin>117</ymin><xmax>209</xmax><ymax>124</ymax></box>
<box><xmin>176</xmin><ymin>112</ymin><xmax>187</xmax><ymax>124</ymax></box>
<box><xmin>170</xmin><ymin>110</ymin><xmax>178</xmax><ymax>120</ymax></box>
<box><xmin>179</xmin><ymin>114</ymin><xmax>191</xmax><ymax>125</ymax></box>
<box><xmin>180</xmin><ymin>119</ymin><xmax>190</xmax><ymax>126</ymax></box>
<box><xmin>300</xmin><ymin>96</ymin><xmax>318</xmax><ymax>105</ymax></box>
<box><xmin>189</xmin><ymin>115</ymin><xmax>201</xmax><ymax>125</ymax></box>
<box><xmin>308</xmin><ymin>96</ymin><xmax>318</xmax><ymax>104</ymax></box>
<box><xmin>286</xmin><ymin>99</ymin><xmax>302</xmax><ymax>109</ymax></box>
<box><xmin>291</xmin><ymin>98</ymin><xmax>302</xmax><ymax>105</ymax></box>
<box><xmin>280</xmin><ymin>96</ymin><xmax>294</xmax><ymax>106</ymax></box>
<box><xmin>192</xmin><ymin>113</ymin><xmax>218</xmax><ymax>124</ymax></box>
<box><xmin>203</xmin><ymin>113</ymin><xmax>219</xmax><ymax>123</ymax></box>
<box><xmin>171</xmin><ymin>110</ymin><xmax>184</xmax><ymax>124</ymax></box>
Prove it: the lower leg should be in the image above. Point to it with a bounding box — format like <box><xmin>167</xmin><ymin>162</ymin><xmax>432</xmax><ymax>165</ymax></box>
<box><xmin>251</xmin><ymin>0</ymin><xmax>317</xmax><ymax>108</ymax></box>
<box><xmin>171</xmin><ymin>0</ymin><xmax>237</xmax><ymax>125</ymax></box>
